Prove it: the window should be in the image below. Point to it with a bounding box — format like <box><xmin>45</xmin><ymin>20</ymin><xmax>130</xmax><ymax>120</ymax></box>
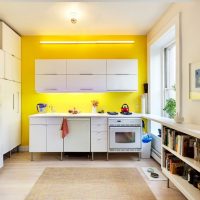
<box><xmin>163</xmin><ymin>43</ymin><xmax>176</xmax><ymax>117</ymax></box>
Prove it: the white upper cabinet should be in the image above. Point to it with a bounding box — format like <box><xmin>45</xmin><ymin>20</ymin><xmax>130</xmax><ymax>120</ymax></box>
<box><xmin>35</xmin><ymin>75</ymin><xmax>67</xmax><ymax>92</ymax></box>
<box><xmin>35</xmin><ymin>59</ymin><xmax>67</xmax><ymax>75</ymax></box>
<box><xmin>67</xmin><ymin>75</ymin><xmax>106</xmax><ymax>92</ymax></box>
<box><xmin>107</xmin><ymin>75</ymin><xmax>138</xmax><ymax>91</ymax></box>
<box><xmin>4</xmin><ymin>52</ymin><xmax>21</xmax><ymax>82</ymax></box>
<box><xmin>35</xmin><ymin>59</ymin><xmax>138</xmax><ymax>92</ymax></box>
<box><xmin>107</xmin><ymin>59</ymin><xmax>138</xmax><ymax>74</ymax></box>
<box><xmin>0</xmin><ymin>22</ymin><xmax>21</xmax><ymax>59</ymax></box>
<box><xmin>0</xmin><ymin>49</ymin><xmax>4</xmax><ymax>78</ymax></box>
<box><xmin>67</xmin><ymin>59</ymin><xmax>106</xmax><ymax>74</ymax></box>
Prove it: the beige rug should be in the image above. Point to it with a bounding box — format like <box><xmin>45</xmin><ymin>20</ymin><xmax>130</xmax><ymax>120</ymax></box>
<box><xmin>26</xmin><ymin>168</ymin><xmax>156</xmax><ymax>200</ymax></box>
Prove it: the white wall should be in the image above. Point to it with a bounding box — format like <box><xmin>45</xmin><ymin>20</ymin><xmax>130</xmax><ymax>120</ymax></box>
<box><xmin>148</xmin><ymin>0</ymin><xmax>200</xmax><ymax>125</ymax></box>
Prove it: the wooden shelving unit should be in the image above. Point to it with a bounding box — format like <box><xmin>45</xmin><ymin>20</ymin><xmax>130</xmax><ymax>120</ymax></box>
<box><xmin>161</xmin><ymin>127</ymin><xmax>200</xmax><ymax>200</ymax></box>
<box><xmin>162</xmin><ymin>168</ymin><xmax>200</xmax><ymax>200</ymax></box>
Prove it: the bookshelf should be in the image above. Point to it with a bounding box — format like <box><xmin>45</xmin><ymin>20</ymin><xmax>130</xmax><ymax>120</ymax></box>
<box><xmin>162</xmin><ymin>168</ymin><xmax>200</xmax><ymax>200</ymax></box>
<box><xmin>161</xmin><ymin>126</ymin><xmax>200</xmax><ymax>200</ymax></box>
<box><xmin>162</xmin><ymin>145</ymin><xmax>200</xmax><ymax>172</ymax></box>
<box><xmin>142</xmin><ymin>114</ymin><xmax>200</xmax><ymax>200</ymax></box>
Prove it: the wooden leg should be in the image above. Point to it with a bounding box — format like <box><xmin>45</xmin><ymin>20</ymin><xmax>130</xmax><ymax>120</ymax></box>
<box><xmin>9</xmin><ymin>151</ymin><xmax>12</xmax><ymax>158</ymax></box>
<box><xmin>31</xmin><ymin>152</ymin><xmax>33</xmax><ymax>161</ymax></box>
<box><xmin>92</xmin><ymin>152</ymin><xmax>94</xmax><ymax>161</ymax></box>
<box><xmin>167</xmin><ymin>178</ymin><xmax>170</xmax><ymax>188</ymax></box>
<box><xmin>60</xmin><ymin>152</ymin><xmax>63</xmax><ymax>161</ymax></box>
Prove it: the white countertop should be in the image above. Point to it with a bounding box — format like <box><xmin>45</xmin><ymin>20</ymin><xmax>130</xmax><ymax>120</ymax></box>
<box><xmin>143</xmin><ymin>114</ymin><xmax>200</xmax><ymax>139</ymax></box>
<box><xmin>29</xmin><ymin>112</ymin><xmax>143</xmax><ymax>118</ymax></box>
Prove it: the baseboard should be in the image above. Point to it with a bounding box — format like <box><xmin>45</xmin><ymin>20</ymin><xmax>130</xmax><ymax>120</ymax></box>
<box><xmin>19</xmin><ymin>146</ymin><xmax>29</xmax><ymax>152</ymax></box>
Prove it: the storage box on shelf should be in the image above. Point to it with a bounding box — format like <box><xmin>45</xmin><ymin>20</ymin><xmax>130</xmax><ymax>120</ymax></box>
<box><xmin>161</xmin><ymin>125</ymin><xmax>200</xmax><ymax>200</ymax></box>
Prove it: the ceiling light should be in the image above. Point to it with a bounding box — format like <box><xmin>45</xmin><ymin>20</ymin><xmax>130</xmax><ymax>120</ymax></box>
<box><xmin>40</xmin><ymin>40</ymin><xmax>135</xmax><ymax>44</ymax></box>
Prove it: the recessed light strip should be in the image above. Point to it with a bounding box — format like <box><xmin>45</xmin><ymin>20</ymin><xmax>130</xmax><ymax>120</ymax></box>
<box><xmin>40</xmin><ymin>40</ymin><xmax>135</xmax><ymax>44</ymax></box>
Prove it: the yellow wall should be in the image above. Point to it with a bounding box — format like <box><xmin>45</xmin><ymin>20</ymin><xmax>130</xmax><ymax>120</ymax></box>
<box><xmin>21</xmin><ymin>35</ymin><xmax>147</xmax><ymax>146</ymax></box>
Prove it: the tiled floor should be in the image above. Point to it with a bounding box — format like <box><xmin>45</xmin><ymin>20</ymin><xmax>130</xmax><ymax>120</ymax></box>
<box><xmin>0</xmin><ymin>152</ymin><xmax>186</xmax><ymax>200</ymax></box>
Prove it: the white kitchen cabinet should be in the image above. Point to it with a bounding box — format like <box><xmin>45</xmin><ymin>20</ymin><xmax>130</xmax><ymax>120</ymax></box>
<box><xmin>91</xmin><ymin>118</ymin><xmax>107</xmax><ymax>152</ymax></box>
<box><xmin>29</xmin><ymin>125</ymin><xmax>46</xmax><ymax>152</ymax></box>
<box><xmin>107</xmin><ymin>75</ymin><xmax>138</xmax><ymax>91</ymax></box>
<box><xmin>1</xmin><ymin>80</ymin><xmax>21</xmax><ymax>154</ymax></box>
<box><xmin>4</xmin><ymin>52</ymin><xmax>21</xmax><ymax>82</ymax></box>
<box><xmin>67</xmin><ymin>59</ymin><xmax>106</xmax><ymax>74</ymax></box>
<box><xmin>0</xmin><ymin>49</ymin><xmax>4</xmax><ymax>78</ymax></box>
<box><xmin>46</xmin><ymin>117</ymin><xmax>63</xmax><ymax>152</ymax></box>
<box><xmin>107</xmin><ymin>59</ymin><xmax>138</xmax><ymax>74</ymax></box>
<box><xmin>64</xmin><ymin>118</ymin><xmax>90</xmax><ymax>152</ymax></box>
<box><xmin>67</xmin><ymin>75</ymin><xmax>106</xmax><ymax>92</ymax></box>
<box><xmin>47</xmin><ymin>125</ymin><xmax>63</xmax><ymax>152</ymax></box>
<box><xmin>0</xmin><ymin>22</ymin><xmax>21</xmax><ymax>59</ymax></box>
<box><xmin>35</xmin><ymin>59</ymin><xmax>67</xmax><ymax>75</ymax></box>
<box><xmin>35</xmin><ymin>75</ymin><xmax>67</xmax><ymax>92</ymax></box>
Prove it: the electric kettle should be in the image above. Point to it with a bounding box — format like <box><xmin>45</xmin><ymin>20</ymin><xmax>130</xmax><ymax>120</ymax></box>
<box><xmin>36</xmin><ymin>103</ymin><xmax>47</xmax><ymax>113</ymax></box>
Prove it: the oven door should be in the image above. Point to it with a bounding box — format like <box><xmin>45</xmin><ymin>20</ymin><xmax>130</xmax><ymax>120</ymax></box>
<box><xmin>109</xmin><ymin>126</ymin><xmax>141</xmax><ymax>149</ymax></box>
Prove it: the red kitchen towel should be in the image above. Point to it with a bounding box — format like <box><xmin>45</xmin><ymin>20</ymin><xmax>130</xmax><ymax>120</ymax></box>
<box><xmin>61</xmin><ymin>118</ymin><xmax>69</xmax><ymax>139</ymax></box>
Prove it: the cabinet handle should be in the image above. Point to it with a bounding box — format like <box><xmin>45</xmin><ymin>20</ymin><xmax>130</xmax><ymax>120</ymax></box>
<box><xmin>80</xmin><ymin>88</ymin><xmax>93</xmax><ymax>91</ymax></box>
<box><xmin>80</xmin><ymin>73</ymin><xmax>93</xmax><ymax>75</ymax></box>
<box><xmin>45</xmin><ymin>88</ymin><xmax>58</xmax><ymax>91</ymax></box>
<box><xmin>17</xmin><ymin>92</ymin><xmax>19</xmax><ymax>113</ymax></box>
<box><xmin>13</xmin><ymin>94</ymin><xmax>14</xmax><ymax>110</ymax></box>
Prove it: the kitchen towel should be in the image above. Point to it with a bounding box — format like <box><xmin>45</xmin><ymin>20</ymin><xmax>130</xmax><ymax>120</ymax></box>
<box><xmin>61</xmin><ymin>118</ymin><xmax>69</xmax><ymax>138</ymax></box>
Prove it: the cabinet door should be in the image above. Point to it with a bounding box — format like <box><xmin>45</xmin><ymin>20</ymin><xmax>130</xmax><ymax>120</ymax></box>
<box><xmin>67</xmin><ymin>75</ymin><xmax>106</xmax><ymax>92</ymax></box>
<box><xmin>0</xmin><ymin>80</ymin><xmax>3</xmax><ymax>167</ymax></box>
<box><xmin>35</xmin><ymin>59</ymin><xmax>67</xmax><ymax>75</ymax></box>
<box><xmin>64</xmin><ymin>118</ymin><xmax>90</xmax><ymax>152</ymax></box>
<box><xmin>29</xmin><ymin>125</ymin><xmax>46</xmax><ymax>152</ymax></box>
<box><xmin>1</xmin><ymin>22</ymin><xmax>21</xmax><ymax>59</ymax></box>
<box><xmin>0</xmin><ymin>49</ymin><xmax>4</xmax><ymax>78</ymax></box>
<box><xmin>4</xmin><ymin>53</ymin><xmax>21</xmax><ymax>82</ymax></box>
<box><xmin>47</xmin><ymin>125</ymin><xmax>63</xmax><ymax>152</ymax></box>
<box><xmin>67</xmin><ymin>59</ymin><xmax>106</xmax><ymax>74</ymax></box>
<box><xmin>107</xmin><ymin>75</ymin><xmax>138</xmax><ymax>91</ymax></box>
<box><xmin>1</xmin><ymin>80</ymin><xmax>14</xmax><ymax>154</ymax></box>
<box><xmin>35</xmin><ymin>75</ymin><xmax>67</xmax><ymax>92</ymax></box>
<box><xmin>91</xmin><ymin>118</ymin><xmax>107</xmax><ymax>152</ymax></box>
<box><xmin>11</xmin><ymin>83</ymin><xmax>21</xmax><ymax>149</ymax></box>
<box><xmin>107</xmin><ymin>59</ymin><xmax>138</xmax><ymax>74</ymax></box>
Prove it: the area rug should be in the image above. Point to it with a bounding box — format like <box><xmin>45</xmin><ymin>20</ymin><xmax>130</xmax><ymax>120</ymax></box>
<box><xmin>141</xmin><ymin>167</ymin><xmax>167</xmax><ymax>181</ymax></box>
<box><xmin>25</xmin><ymin>167</ymin><xmax>156</xmax><ymax>200</ymax></box>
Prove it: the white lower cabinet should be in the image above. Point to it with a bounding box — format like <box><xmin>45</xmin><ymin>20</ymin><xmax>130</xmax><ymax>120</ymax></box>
<box><xmin>29</xmin><ymin>125</ymin><xmax>46</xmax><ymax>152</ymax></box>
<box><xmin>91</xmin><ymin>118</ymin><xmax>107</xmax><ymax>152</ymax></box>
<box><xmin>64</xmin><ymin>118</ymin><xmax>90</xmax><ymax>152</ymax></box>
<box><xmin>47</xmin><ymin>125</ymin><xmax>63</xmax><ymax>152</ymax></box>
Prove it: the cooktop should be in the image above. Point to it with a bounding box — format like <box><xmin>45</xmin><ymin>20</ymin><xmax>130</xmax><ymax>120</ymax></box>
<box><xmin>107</xmin><ymin>112</ymin><xmax>132</xmax><ymax>115</ymax></box>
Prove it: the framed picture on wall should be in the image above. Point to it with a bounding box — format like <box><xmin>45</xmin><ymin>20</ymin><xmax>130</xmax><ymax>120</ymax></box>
<box><xmin>189</xmin><ymin>62</ymin><xmax>200</xmax><ymax>100</ymax></box>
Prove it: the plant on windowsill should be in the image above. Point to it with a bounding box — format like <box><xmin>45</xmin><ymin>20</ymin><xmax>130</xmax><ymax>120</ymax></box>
<box><xmin>163</xmin><ymin>98</ymin><xmax>176</xmax><ymax>119</ymax></box>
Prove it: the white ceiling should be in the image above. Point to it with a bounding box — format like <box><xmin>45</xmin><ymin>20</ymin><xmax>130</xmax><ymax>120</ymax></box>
<box><xmin>0</xmin><ymin>0</ymin><xmax>190</xmax><ymax>35</ymax></box>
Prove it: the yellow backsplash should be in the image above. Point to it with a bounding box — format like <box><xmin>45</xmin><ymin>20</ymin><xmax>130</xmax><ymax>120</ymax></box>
<box><xmin>21</xmin><ymin>35</ymin><xmax>147</xmax><ymax>145</ymax></box>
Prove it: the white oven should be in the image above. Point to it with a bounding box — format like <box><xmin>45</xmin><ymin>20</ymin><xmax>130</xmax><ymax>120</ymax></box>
<box><xmin>108</xmin><ymin>118</ymin><xmax>142</xmax><ymax>152</ymax></box>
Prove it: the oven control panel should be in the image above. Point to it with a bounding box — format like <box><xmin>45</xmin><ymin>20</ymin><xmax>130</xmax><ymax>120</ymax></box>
<box><xmin>108</xmin><ymin>118</ymin><xmax>141</xmax><ymax>127</ymax></box>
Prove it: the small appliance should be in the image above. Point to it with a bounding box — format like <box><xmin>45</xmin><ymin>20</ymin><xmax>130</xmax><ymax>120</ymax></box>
<box><xmin>36</xmin><ymin>103</ymin><xmax>47</xmax><ymax>113</ymax></box>
<box><xmin>121</xmin><ymin>104</ymin><xmax>129</xmax><ymax>113</ymax></box>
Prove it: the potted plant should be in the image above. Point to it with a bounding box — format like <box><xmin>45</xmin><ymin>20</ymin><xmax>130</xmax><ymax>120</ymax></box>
<box><xmin>163</xmin><ymin>98</ymin><xmax>176</xmax><ymax>119</ymax></box>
